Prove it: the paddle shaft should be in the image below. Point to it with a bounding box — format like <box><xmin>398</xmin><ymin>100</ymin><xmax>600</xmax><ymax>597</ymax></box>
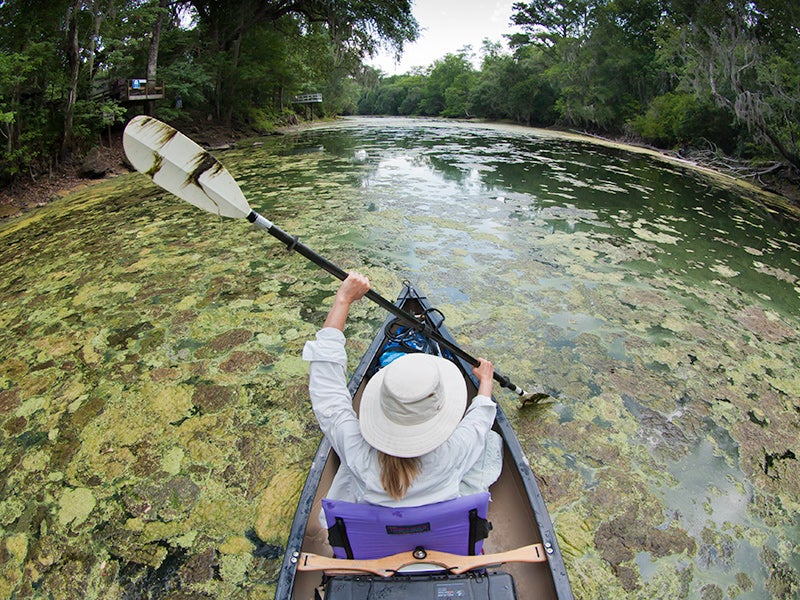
<box><xmin>247</xmin><ymin>210</ymin><xmax>529</xmax><ymax>398</ymax></box>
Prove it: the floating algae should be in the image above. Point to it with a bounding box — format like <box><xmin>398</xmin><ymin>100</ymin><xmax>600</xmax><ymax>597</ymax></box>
<box><xmin>1</xmin><ymin>117</ymin><xmax>799</xmax><ymax>598</ymax></box>
<box><xmin>57</xmin><ymin>487</ymin><xmax>96</xmax><ymax>527</ymax></box>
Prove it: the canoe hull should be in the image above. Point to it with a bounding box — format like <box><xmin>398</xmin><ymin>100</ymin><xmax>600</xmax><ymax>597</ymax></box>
<box><xmin>275</xmin><ymin>283</ymin><xmax>573</xmax><ymax>599</ymax></box>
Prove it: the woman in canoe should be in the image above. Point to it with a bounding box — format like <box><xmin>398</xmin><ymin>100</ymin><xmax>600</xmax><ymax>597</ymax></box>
<box><xmin>302</xmin><ymin>272</ymin><xmax>502</xmax><ymax>512</ymax></box>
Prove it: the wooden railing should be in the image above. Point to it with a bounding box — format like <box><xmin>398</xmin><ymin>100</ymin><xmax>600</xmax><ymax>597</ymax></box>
<box><xmin>123</xmin><ymin>79</ymin><xmax>164</xmax><ymax>101</ymax></box>
<box><xmin>292</xmin><ymin>93</ymin><xmax>323</xmax><ymax>103</ymax></box>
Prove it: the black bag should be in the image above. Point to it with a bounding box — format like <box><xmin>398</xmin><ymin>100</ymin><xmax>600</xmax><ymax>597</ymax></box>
<box><xmin>323</xmin><ymin>571</ymin><xmax>517</xmax><ymax>600</ymax></box>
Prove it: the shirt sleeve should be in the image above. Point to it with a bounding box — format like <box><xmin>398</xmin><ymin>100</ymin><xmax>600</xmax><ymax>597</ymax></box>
<box><xmin>303</xmin><ymin>328</ymin><xmax>370</xmax><ymax>469</ymax></box>
<box><xmin>440</xmin><ymin>395</ymin><xmax>497</xmax><ymax>478</ymax></box>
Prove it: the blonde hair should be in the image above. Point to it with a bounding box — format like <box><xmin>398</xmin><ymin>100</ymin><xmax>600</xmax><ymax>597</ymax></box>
<box><xmin>378</xmin><ymin>452</ymin><xmax>421</xmax><ymax>500</ymax></box>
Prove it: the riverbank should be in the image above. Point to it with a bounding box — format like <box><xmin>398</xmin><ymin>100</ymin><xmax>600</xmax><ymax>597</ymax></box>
<box><xmin>0</xmin><ymin>119</ymin><xmax>317</xmax><ymax>220</ymax></box>
<box><xmin>2</xmin><ymin>117</ymin><xmax>799</xmax><ymax>222</ymax></box>
<box><xmin>0</xmin><ymin>132</ymin><xmax>126</xmax><ymax>220</ymax></box>
<box><xmin>0</xmin><ymin>123</ymin><xmax>242</xmax><ymax>219</ymax></box>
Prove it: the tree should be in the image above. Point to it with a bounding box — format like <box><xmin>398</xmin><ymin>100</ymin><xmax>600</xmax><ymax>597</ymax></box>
<box><xmin>664</xmin><ymin>0</ymin><xmax>800</xmax><ymax>170</ymax></box>
<box><xmin>631</xmin><ymin>91</ymin><xmax>740</xmax><ymax>151</ymax></box>
<box><xmin>508</xmin><ymin>0</ymin><xmax>664</xmax><ymax>130</ymax></box>
<box><xmin>63</xmin><ymin>0</ymin><xmax>83</xmax><ymax>156</ymax></box>
<box><xmin>397</xmin><ymin>77</ymin><xmax>425</xmax><ymax>114</ymax></box>
<box><xmin>0</xmin><ymin>1</ymin><xmax>75</xmax><ymax>176</ymax></box>
<box><xmin>508</xmin><ymin>45</ymin><xmax>557</xmax><ymax>125</ymax></box>
<box><xmin>0</xmin><ymin>45</ymin><xmax>59</xmax><ymax>179</ymax></box>
<box><xmin>0</xmin><ymin>0</ymin><xmax>419</xmax><ymax>183</ymax></box>
<box><xmin>510</xmin><ymin>0</ymin><xmax>596</xmax><ymax>46</ymax></box>
<box><xmin>142</xmin><ymin>0</ymin><xmax>170</xmax><ymax>114</ymax></box>
<box><xmin>188</xmin><ymin>0</ymin><xmax>418</xmax><ymax>124</ymax></box>
<box><xmin>470</xmin><ymin>46</ymin><xmax>515</xmax><ymax>120</ymax></box>
<box><xmin>420</xmin><ymin>52</ymin><xmax>474</xmax><ymax>116</ymax></box>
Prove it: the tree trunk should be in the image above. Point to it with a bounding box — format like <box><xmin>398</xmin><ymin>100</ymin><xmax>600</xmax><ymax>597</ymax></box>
<box><xmin>222</xmin><ymin>32</ymin><xmax>243</xmax><ymax>127</ymax></box>
<box><xmin>62</xmin><ymin>0</ymin><xmax>81</xmax><ymax>158</ymax></box>
<box><xmin>87</xmin><ymin>2</ymin><xmax>103</xmax><ymax>81</ymax></box>
<box><xmin>758</xmin><ymin>122</ymin><xmax>800</xmax><ymax>173</ymax></box>
<box><xmin>146</xmin><ymin>0</ymin><xmax>168</xmax><ymax>115</ymax></box>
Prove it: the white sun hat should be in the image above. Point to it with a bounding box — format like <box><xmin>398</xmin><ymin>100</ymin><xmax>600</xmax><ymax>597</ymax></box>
<box><xmin>359</xmin><ymin>353</ymin><xmax>467</xmax><ymax>458</ymax></box>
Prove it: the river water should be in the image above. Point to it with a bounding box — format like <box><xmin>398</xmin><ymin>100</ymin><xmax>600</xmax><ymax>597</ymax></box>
<box><xmin>0</xmin><ymin>116</ymin><xmax>798</xmax><ymax>598</ymax></box>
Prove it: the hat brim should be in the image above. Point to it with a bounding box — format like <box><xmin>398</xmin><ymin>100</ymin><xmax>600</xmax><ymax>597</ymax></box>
<box><xmin>359</xmin><ymin>354</ymin><xmax>467</xmax><ymax>458</ymax></box>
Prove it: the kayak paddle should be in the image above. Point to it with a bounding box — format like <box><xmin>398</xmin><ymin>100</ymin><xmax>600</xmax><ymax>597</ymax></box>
<box><xmin>122</xmin><ymin>115</ymin><xmax>550</xmax><ymax>405</ymax></box>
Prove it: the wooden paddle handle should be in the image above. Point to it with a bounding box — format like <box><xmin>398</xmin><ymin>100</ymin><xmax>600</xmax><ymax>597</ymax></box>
<box><xmin>297</xmin><ymin>543</ymin><xmax>547</xmax><ymax>577</ymax></box>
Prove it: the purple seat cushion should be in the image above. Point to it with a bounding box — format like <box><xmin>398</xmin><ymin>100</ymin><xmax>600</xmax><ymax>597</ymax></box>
<box><xmin>322</xmin><ymin>492</ymin><xmax>490</xmax><ymax>559</ymax></box>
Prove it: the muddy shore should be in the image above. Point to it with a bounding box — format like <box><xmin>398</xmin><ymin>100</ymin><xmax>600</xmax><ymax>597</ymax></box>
<box><xmin>0</xmin><ymin>123</ymin><xmax>248</xmax><ymax>220</ymax></box>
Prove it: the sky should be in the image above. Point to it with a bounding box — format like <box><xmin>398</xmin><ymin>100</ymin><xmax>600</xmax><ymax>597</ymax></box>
<box><xmin>366</xmin><ymin>0</ymin><xmax>518</xmax><ymax>75</ymax></box>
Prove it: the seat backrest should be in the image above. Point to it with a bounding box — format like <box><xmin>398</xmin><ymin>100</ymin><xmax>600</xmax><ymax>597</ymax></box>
<box><xmin>322</xmin><ymin>492</ymin><xmax>491</xmax><ymax>559</ymax></box>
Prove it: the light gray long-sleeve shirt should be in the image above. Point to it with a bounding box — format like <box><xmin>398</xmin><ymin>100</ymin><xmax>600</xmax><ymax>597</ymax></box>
<box><xmin>302</xmin><ymin>327</ymin><xmax>500</xmax><ymax>508</ymax></box>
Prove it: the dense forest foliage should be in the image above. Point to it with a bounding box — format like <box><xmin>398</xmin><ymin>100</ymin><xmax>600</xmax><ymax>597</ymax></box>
<box><xmin>362</xmin><ymin>0</ymin><xmax>800</xmax><ymax>178</ymax></box>
<box><xmin>0</xmin><ymin>0</ymin><xmax>417</xmax><ymax>185</ymax></box>
<box><xmin>1</xmin><ymin>0</ymin><xmax>798</xmax><ymax>188</ymax></box>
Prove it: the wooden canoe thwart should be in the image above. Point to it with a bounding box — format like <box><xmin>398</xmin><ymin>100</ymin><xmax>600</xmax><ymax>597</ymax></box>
<box><xmin>297</xmin><ymin>542</ymin><xmax>547</xmax><ymax>577</ymax></box>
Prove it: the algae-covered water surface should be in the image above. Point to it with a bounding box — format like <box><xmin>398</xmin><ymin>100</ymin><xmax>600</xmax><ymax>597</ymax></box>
<box><xmin>1</xmin><ymin>117</ymin><xmax>798</xmax><ymax>599</ymax></box>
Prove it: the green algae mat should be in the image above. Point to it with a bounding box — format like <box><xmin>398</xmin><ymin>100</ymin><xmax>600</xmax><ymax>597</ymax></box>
<box><xmin>1</xmin><ymin>117</ymin><xmax>798</xmax><ymax>599</ymax></box>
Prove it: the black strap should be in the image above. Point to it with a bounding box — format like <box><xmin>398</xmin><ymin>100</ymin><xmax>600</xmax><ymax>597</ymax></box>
<box><xmin>328</xmin><ymin>517</ymin><xmax>355</xmax><ymax>560</ymax></box>
<box><xmin>468</xmin><ymin>509</ymin><xmax>492</xmax><ymax>556</ymax></box>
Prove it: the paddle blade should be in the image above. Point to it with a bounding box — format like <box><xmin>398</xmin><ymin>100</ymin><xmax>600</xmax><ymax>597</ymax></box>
<box><xmin>123</xmin><ymin>115</ymin><xmax>251</xmax><ymax>219</ymax></box>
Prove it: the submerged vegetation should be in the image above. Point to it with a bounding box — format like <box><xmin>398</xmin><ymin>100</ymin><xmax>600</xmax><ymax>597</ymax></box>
<box><xmin>0</xmin><ymin>151</ymin><xmax>387</xmax><ymax>597</ymax></box>
<box><xmin>0</xmin><ymin>119</ymin><xmax>798</xmax><ymax>597</ymax></box>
